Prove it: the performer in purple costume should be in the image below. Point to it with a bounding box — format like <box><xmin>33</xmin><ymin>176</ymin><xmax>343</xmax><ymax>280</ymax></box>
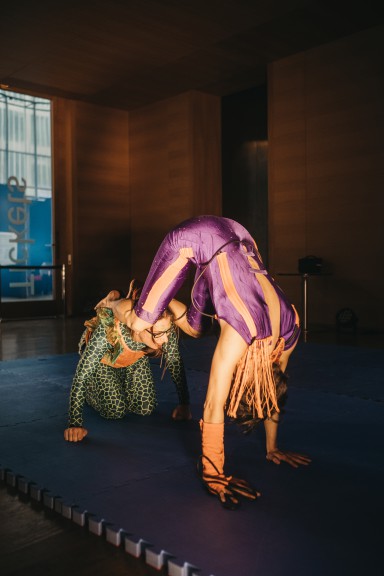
<box><xmin>134</xmin><ymin>216</ymin><xmax>297</xmax><ymax>345</ymax></box>
<box><xmin>97</xmin><ymin>216</ymin><xmax>310</xmax><ymax>509</ymax></box>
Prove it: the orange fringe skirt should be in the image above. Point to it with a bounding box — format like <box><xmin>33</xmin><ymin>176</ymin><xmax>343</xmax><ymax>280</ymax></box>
<box><xmin>227</xmin><ymin>336</ymin><xmax>285</xmax><ymax>420</ymax></box>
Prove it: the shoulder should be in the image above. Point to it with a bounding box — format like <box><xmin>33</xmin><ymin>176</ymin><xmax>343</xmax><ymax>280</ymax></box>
<box><xmin>119</xmin><ymin>322</ymin><xmax>147</xmax><ymax>351</ymax></box>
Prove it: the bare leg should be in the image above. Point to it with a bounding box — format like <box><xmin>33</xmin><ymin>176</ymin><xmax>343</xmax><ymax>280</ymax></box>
<box><xmin>203</xmin><ymin>321</ymin><xmax>248</xmax><ymax>423</ymax></box>
<box><xmin>200</xmin><ymin>321</ymin><xmax>259</xmax><ymax>508</ymax></box>
<box><xmin>278</xmin><ymin>343</ymin><xmax>296</xmax><ymax>373</ymax></box>
<box><xmin>168</xmin><ymin>299</ymin><xmax>202</xmax><ymax>338</ymax></box>
<box><xmin>94</xmin><ymin>295</ymin><xmax>150</xmax><ymax>332</ymax></box>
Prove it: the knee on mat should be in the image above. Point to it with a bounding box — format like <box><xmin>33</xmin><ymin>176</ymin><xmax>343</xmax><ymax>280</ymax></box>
<box><xmin>102</xmin><ymin>405</ymin><xmax>126</xmax><ymax>419</ymax></box>
<box><xmin>129</xmin><ymin>401</ymin><xmax>157</xmax><ymax>417</ymax></box>
<box><xmin>137</xmin><ymin>406</ymin><xmax>156</xmax><ymax>416</ymax></box>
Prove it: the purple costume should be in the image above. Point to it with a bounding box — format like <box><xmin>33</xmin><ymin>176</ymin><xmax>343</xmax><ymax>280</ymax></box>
<box><xmin>135</xmin><ymin>216</ymin><xmax>299</xmax><ymax>350</ymax></box>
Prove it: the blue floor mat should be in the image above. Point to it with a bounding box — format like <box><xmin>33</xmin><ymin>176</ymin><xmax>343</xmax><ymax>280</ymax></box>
<box><xmin>1</xmin><ymin>339</ymin><xmax>383</xmax><ymax>576</ymax></box>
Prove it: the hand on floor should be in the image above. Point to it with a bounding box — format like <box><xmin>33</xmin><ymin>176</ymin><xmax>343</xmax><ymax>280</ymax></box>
<box><xmin>172</xmin><ymin>404</ymin><xmax>192</xmax><ymax>421</ymax></box>
<box><xmin>64</xmin><ymin>427</ymin><xmax>88</xmax><ymax>442</ymax></box>
<box><xmin>266</xmin><ymin>449</ymin><xmax>311</xmax><ymax>468</ymax></box>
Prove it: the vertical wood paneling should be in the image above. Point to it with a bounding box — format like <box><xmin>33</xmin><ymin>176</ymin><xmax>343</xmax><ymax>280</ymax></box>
<box><xmin>53</xmin><ymin>100</ymin><xmax>130</xmax><ymax>314</ymax></box>
<box><xmin>53</xmin><ymin>91</ymin><xmax>220</xmax><ymax>314</ymax></box>
<box><xmin>73</xmin><ymin>102</ymin><xmax>130</xmax><ymax>312</ymax></box>
<box><xmin>268</xmin><ymin>25</ymin><xmax>384</xmax><ymax>330</ymax></box>
<box><xmin>129</xmin><ymin>91</ymin><xmax>221</xmax><ymax>286</ymax></box>
<box><xmin>190</xmin><ymin>91</ymin><xmax>222</xmax><ymax>216</ymax></box>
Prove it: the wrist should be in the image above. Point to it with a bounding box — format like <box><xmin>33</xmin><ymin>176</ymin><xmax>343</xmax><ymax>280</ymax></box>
<box><xmin>169</xmin><ymin>299</ymin><xmax>187</xmax><ymax>318</ymax></box>
<box><xmin>174</xmin><ymin>309</ymin><xmax>187</xmax><ymax>321</ymax></box>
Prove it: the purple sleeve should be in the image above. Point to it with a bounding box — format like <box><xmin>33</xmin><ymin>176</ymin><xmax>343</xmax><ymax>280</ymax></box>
<box><xmin>134</xmin><ymin>235</ymin><xmax>193</xmax><ymax>324</ymax></box>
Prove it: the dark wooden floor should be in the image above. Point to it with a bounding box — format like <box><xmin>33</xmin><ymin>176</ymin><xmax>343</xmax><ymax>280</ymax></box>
<box><xmin>0</xmin><ymin>485</ymin><xmax>161</xmax><ymax>576</ymax></box>
<box><xmin>1</xmin><ymin>315</ymin><xmax>383</xmax><ymax>575</ymax></box>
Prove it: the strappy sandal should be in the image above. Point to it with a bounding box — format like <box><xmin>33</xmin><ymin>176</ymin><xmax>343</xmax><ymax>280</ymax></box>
<box><xmin>197</xmin><ymin>455</ymin><xmax>240</xmax><ymax>510</ymax></box>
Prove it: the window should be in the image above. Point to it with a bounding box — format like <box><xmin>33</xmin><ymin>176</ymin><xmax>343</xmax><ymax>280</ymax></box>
<box><xmin>0</xmin><ymin>89</ymin><xmax>53</xmax><ymax>301</ymax></box>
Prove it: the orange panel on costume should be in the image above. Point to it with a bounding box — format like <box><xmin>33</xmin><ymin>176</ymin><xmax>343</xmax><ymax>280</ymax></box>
<box><xmin>216</xmin><ymin>252</ymin><xmax>257</xmax><ymax>338</ymax></box>
<box><xmin>101</xmin><ymin>321</ymin><xmax>145</xmax><ymax>367</ymax></box>
<box><xmin>142</xmin><ymin>247</ymin><xmax>194</xmax><ymax>313</ymax></box>
<box><xmin>101</xmin><ymin>347</ymin><xmax>145</xmax><ymax>368</ymax></box>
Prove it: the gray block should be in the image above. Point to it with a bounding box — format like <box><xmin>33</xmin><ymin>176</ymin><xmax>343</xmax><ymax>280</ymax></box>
<box><xmin>30</xmin><ymin>484</ymin><xmax>43</xmax><ymax>501</ymax></box>
<box><xmin>106</xmin><ymin>525</ymin><xmax>125</xmax><ymax>546</ymax></box>
<box><xmin>43</xmin><ymin>492</ymin><xmax>55</xmax><ymax>509</ymax></box>
<box><xmin>72</xmin><ymin>508</ymin><xmax>88</xmax><ymax>527</ymax></box>
<box><xmin>17</xmin><ymin>476</ymin><xmax>30</xmax><ymax>494</ymax></box>
<box><xmin>61</xmin><ymin>502</ymin><xmax>73</xmax><ymax>519</ymax></box>
<box><xmin>168</xmin><ymin>560</ymin><xmax>201</xmax><ymax>576</ymax></box>
<box><xmin>145</xmin><ymin>547</ymin><xmax>173</xmax><ymax>570</ymax></box>
<box><xmin>88</xmin><ymin>516</ymin><xmax>105</xmax><ymax>536</ymax></box>
<box><xmin>54</xmin><ymin>498</ymin><xmax>63</xmax><ymax>514</ymax></box>
<box><xmin>124</xmin><ymin>534</ymin><xmax>151</xmax><ymax>558</ymax></box>
<box><xmin>6</xmin><ymin>470</ymin><xmax>17</xmax><ymax>488</ymax></box>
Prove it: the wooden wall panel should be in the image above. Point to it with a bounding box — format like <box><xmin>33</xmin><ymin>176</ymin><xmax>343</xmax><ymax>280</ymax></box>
<box><xmin>73</xmin><ymin>102</ymin><xmax>130</xmax><ymax>312</ymax></box>
<box><xmin>53</xmin><ymin>101</ymin><xmax>130</xmax><ymax>314</ymax></box>
<box><xmin>53</xmin><ymin>91</ymin><xmax>220</xmax><ymax>314</ymax></box>
<box><xmin>268</xmin><ymin>25</ymin><xmax>384</xmax><ymax>331</ymax></box>
<box><xmin>129</xmin><ymin>91</ymin><xmax>221</xmax><ymax>287</ymax></box>
<box><xmin>190</xmin><ymin>91</ymin><xmax>222</xmax><ymax>216</ymax></box>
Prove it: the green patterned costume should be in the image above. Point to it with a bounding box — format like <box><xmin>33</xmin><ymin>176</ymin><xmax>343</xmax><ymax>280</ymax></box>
<box><xmin>68</xmin><ymin>309</ymin><xmax>189</xmax><ymax>428</ymax></box>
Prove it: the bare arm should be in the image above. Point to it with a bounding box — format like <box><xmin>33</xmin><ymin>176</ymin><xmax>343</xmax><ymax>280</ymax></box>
<box><xmin>264</xmin><ymin>414</ymin><xmax>311</xmax><ymax>467</ymax></box>
<box><xmin>95</xmin><ymin>291</ymin><xmax>202</xmax><ymax>337</ymax></box>
<box><xmin>95</xmin><ymin>291</ymin><xmax>151</xmax><ymax>331</ymax></box>
<box><xmin>168</xmin><ymin>299</ymin><xmax>202</xmax><ymax>338</ymax></box>
<box><xmin>115</xmin><ymin>301</ymin><xmax>150</xmax><ymax>331</ymax></box>
<box><xmin>264</xmin><ymin>413</ymin><xmax>280</xmax><ymax>453</ymax></box>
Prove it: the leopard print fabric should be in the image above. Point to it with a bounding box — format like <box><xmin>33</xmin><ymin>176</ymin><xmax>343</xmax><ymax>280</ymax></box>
<box><xmin>68</xmin><ymin>316</ymin><xmax>189</xmax><ymax>428</ymax></box>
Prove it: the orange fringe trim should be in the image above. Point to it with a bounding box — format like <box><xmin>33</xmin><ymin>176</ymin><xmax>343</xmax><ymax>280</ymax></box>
<box><xmin>227</xmin><ymin>337</ymin><xmax>285</xmax><ymax>420</ymax></box>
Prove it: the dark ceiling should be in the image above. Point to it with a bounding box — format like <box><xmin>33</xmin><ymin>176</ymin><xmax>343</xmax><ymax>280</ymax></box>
<box><xmin>0</xmin><ymin>0</ymin><xmax>382</xmax><ymax>110</ymax></box>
